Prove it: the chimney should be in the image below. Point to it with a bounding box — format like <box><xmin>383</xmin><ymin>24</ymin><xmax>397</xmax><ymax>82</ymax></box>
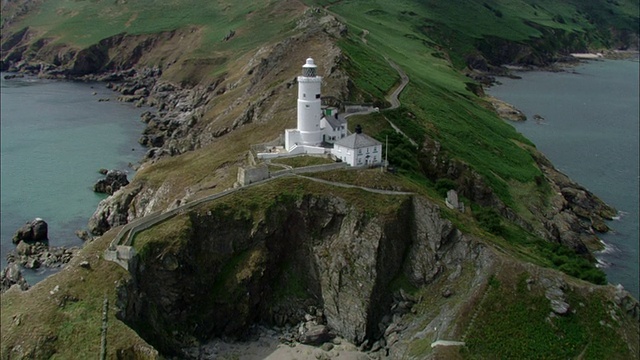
<box><xmin>355</xmin><ymin>124</ymin><xmax>362</xmax><ymax>134</ymax></box>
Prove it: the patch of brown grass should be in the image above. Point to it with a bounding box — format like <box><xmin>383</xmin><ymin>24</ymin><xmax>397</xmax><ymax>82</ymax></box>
<box><xmin>1</xmin><ymin>229</ymin><xmax>156</xmax><ymax>359</ymax></box>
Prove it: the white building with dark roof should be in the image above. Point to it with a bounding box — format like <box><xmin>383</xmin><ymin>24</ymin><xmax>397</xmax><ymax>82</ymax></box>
<box><xmin>320</xmin><ymin>110</ymin><xmax>348</xmax><ymax>143</ymax></box>
<box><xmin>332</xmin><ymin>126</ymin><xmax>382</xmax><ymax>166</ymax></box>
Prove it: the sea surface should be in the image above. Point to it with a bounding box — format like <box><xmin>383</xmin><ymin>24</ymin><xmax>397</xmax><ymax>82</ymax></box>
<box><xmin>488</xmin><ymin>59</ymin><xmax>639</xmax><ymax>298</ymax></box>
<box><xmin>1</xmin><ymin>74</ymin><xmax>147</xmax><ymax>283</ymax></box>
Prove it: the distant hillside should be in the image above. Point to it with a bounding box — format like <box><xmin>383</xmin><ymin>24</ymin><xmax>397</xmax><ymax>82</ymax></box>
<box><xmin>1</xmin><ymin>0</ymin><xmax>638</xmax><ymax>359</ymax></box>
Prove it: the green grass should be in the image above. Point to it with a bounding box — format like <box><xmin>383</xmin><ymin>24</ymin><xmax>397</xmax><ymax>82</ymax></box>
<box><xmin>17</xmin><ymin>0</ymin><xmax>295</xmax><ymax>50</ymax></box>
<box><xmin>271</xmin><ymin>155</ymin><xmax>335</xmax><ymax>168</ymax></box>
<box><xmin>463</xmin><ymin>272</ymin><xmax>631</xmax><ymax>359</ymax></box>
<box><xmin>133</xmin><ymin>213</ymin><xmax>193</xmax><ymax>259</ymax></box>
<box><xmin>7</xmin><ymin>0</ymin><xmax>304</xmax><ymax>87</ymax></box>
<box><xmin>318</xmin><ymin>0</ymin><xmax>638</xmax><ymax>67</ymax></box>
<box><xmin>2</xmin><ymin>0</ymin><xmax>639</xmax><ymax>357</ymax></box>
<box><xmin>314</xmin><ymin>2</ymin><xmax>552</xmax><ymax>208</ymax></box>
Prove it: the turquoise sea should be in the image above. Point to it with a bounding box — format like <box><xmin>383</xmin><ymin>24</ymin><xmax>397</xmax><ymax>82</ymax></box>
<box><xmin>488</xmin><ymin>59</ymin><xmax>639</xmax><ymax>298</ymax></box>
<box><xmin>0</xmin><ymin>74</ymin><xmax>146</xmax><ymax>282</ymax></box>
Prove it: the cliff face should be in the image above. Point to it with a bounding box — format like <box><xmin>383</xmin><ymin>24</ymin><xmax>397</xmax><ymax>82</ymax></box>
<box><xmin>2</xmin><ymin>182</ymin><xmax>637</xmax><ymax>359</ymax></box>
<box><xmin>418</xmin><ymin>134</ymin><xmax>615</xmax><ymax>255</ymax></box>
<box><xmin>115</xmin><ymin>191</ymin><xmax>491</xmax><ymax>355</ymax></box>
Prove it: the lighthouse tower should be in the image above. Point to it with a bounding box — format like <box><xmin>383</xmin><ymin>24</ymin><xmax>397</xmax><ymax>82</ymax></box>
<box><xmin>285</xmin><ymin>58</ymin><xmax>325</xmax><ymax>151</ymax></box>
<box><xmin>296</xmin><ymin>58</ymin><xmax>323</xmax><ymax>145</ymax></box>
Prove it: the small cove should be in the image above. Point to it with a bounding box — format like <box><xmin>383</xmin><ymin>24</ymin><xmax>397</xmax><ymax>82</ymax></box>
<box><xmin>487</xmin><ymin>58</ymin><xmax>639</xmax><ymax>298</ymax></box>
<box><xmin>1</xmin><ymin>74</ymin><xmax>147</xmax><ymax>283</ymax></box>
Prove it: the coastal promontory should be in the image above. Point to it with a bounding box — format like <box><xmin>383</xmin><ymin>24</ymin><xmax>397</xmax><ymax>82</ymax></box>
<box><xmin>1</xmin><ymin>0</ymin><xmax>638</xmax><ymax>359</ymax></box>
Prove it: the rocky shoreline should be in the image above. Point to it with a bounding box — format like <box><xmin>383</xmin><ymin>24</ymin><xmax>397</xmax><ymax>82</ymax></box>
<box><xmin>1</xmin><ymin>219</ymin><xmax>79</xmax><ymax>293</ymax></box>
<box><xmin>467</xmin><ymin>49</ymin><xmax>639</xmax><ymax>88</ymax></box>
<box><xmin>482</xmin><ymin>50</ymin><xmax>639</xmax><ymax>118</ymax></box>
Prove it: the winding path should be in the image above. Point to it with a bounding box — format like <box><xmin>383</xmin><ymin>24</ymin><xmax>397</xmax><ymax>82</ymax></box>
<box><xmin>105</xmin><ymin>165</ymin><xmax>413</xmax><ymax>269</ymax></box>
<box><xmin>385</xmin><ymin>58</ymin><xmax>409</xmax><ymax>110</ymax></box>
<box><xmin>382</xmin><ymin>58</ymin><xmax>417</xmax><ymax>147</ymax></box>
<box><xmin>356</xmin><ymin>28</ymin><xmax>416</xmax><ymax>147</ymax></box>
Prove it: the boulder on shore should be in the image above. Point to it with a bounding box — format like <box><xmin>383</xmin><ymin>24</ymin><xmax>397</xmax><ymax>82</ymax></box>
<box><xmin>94</xmin><ymin>169</ymin><xmax>129</xmax><ymax>195</ymax></box>
<box><xmin>12</xmin><ymin>218</ymin><xmax>48</xmax><ymax>244</ymax></box>
<box><xmin>8</xmin><ymin>241</ymin><xmax>77</xmax><ymax>270</ymax></box>
<box><xmin>0</xmin><ymin>263</ymin><xmax>29</xmax><ymax>293</ymax></box>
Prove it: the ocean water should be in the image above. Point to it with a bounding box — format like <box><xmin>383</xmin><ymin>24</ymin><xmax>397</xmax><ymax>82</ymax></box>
<box><xmin>1</xmin><ymin>74</ymin><xmax>147</xmax><ymax>282</ymax></box>
<box><xmin>487</xmin><ymin>59</ymin><xmax>639</xmax><ymax>298</ymax></box>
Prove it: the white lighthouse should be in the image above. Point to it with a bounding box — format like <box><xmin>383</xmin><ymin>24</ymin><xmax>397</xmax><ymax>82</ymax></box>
<box><xmin>296</xmin><ymin>58</ymin><xmax>323</xmax><ymax>145</ymax></box>
<box><xmin>284</xmin><ymin>57</ymin><xmax>348</xmax><ymax>154</ymax></box>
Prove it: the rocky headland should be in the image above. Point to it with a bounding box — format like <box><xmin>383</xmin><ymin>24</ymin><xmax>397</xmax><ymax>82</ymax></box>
<box><xmin>1</xmin><ymin>2</ymin><xmax>638</xmax><ymax>359</ymax></box>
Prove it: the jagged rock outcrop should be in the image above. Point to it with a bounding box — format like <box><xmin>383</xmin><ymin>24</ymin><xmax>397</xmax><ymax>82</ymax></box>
<box><xmin>0</xmin><ymin>263</ymin><xmax>29</xmax><ymax>293</ymax></box>
<box><xmin>88</xmin><ymin>184</ymin><xmax>142</xmax><ymax>235</ymax></box>
<box><xmin>531</xmin><ymin>150</ymin><xmax>616</xmax><ymax>251</ymax></box>
<box><xmin>93</xmin><ymin>169</ymin><xmax>130</xmax><ymax>195</ymax></box>
<box><xmin>7</xmin><ymin>242</ymin><xmax>77</xmax><ymax>270</ymax></box>
<box><xmin>418</xmin><ymin>134</ymin><xmax>614</xmax><ymax>254</ymax></box>
<box><xmin>12</xmin><ymin>218</ymin><xmax>48</xmax><ymax>244</ymax></box>
<box><xmin>405</xmin><ymin>197</ymin><xmax>489</xmax><ymax>286</ymax></box>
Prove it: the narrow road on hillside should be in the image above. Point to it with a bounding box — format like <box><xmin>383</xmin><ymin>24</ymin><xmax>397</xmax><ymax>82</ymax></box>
<box><xmin>385</xmin><ymin>58</ymin><xmax>409</xmax><ymax>110</ymax></box>
<box><xmin>356</xmin><ymin>27</ymin><xmax>416</xmax><ymax>147</ymax></box>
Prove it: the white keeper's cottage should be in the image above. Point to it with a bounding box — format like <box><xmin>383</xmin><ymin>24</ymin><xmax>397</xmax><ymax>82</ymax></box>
<box><xmin>332</xmin><ymin>125</ymin><xmax>382</xmax><ymax>166</ymax></box>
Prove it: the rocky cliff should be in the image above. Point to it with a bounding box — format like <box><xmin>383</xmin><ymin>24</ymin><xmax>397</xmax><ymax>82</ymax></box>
<box><xmin>113</xmin><ymin>179</ymin><xmax>637</xmax><ymax>358</ymax></box>
<box><xmin>418</xmin><ymin>135</ymin><xmax>615</xmax><ymax>255</ymax></box>
<box><xmin>114</xmin><ymin>182</ymin><xmax>492</xmax><ymax>356</ymax></box>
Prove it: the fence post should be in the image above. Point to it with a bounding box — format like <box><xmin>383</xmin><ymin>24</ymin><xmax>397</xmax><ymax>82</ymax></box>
<box><xmin>100</xmin><ymin>297</ymin><xmax>108</xmax><ymax>360</ymax></box>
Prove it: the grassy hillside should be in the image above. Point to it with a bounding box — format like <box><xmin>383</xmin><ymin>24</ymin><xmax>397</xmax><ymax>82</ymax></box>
<box><xmin>1</xmin><ymin>0</ymin><xmax>307</xmax><ymax>88</ymax></box>
<box><xmin>316</xmin><ymin>0</ymin><xmax>638</xmax><ymax>67</ymax></box>
<box><xmin>4</xmin><ymin>0</ymin><xmax>300</xmax><ymax>50</ymax></box>
<box><xmin>1</xmin><ymin>231</ymin><xmax>157</xmax><ymax>359</ymax></box>
<box><xmin>316</xmin><ymin>1</ymin><xmax>545</xmax><ymax>207</ymax></box>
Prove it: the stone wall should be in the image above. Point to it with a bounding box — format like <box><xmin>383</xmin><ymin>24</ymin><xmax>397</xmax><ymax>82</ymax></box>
<box><xmin>237</xmin><ymin>164</ymin><xmax>270</xmax><ymax>186</ymax></box>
